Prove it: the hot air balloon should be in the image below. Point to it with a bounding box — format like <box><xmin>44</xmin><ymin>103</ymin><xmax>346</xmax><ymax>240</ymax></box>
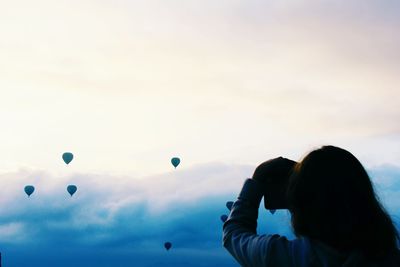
<box><xmin>269</xmin><ymin>209</ymin><xmax>276</xmax><ymax>215</ymax></box>
<box><xmin>62</xmin><ymin>152</ymin><xmax>74</xmax><ymax>165</ymax></box>
<box><xmin>67</xmin><ymin>185</ymin><xmax>77</xmax><ymax>196</ymax></box>
<box><xmin>24</xmin><ymin>185</ymin><xmax>35</xmax><ymax>197</ymax></box>
<box><xmin>220</xmin><ymin>214</ymin><xmax>228</xmax><ymax>223</ymax></box>
<box><xmin>226</xmin><ymin>201</ymin><xmax>234</xmax><ymax>211</ymax></box>
<box><xmin>171</xmin><ymin>157</ymin><xmax>180</xmax><ymax>168</ymax></box>
<box><xmin>164</xmin><ymin>242</ymin><xmax>172</xmax><ymax>251</ymax></box>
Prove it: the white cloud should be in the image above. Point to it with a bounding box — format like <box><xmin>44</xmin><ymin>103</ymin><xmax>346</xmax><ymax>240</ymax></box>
<box><xmin>0</xmin><ymin>222</ymin><xmax>26</xmax><ymax>243</ymax></box>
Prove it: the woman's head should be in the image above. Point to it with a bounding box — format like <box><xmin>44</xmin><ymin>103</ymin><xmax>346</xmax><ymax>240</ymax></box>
<box><xmin>287</xmin><ymin>145</ymin><xmax>399</xmax><ymax>258</ymax></box>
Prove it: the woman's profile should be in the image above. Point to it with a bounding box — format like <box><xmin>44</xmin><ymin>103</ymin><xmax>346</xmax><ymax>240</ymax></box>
<box><xmin>223</xmin><ymin>145</ymin><xmax>400</xmax><ymax>266</ymax></box>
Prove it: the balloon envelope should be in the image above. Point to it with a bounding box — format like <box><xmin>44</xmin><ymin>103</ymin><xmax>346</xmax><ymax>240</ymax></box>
<box><xmin>62</xmin><ymin>152</ymin><xmax>74</xmax><ymax>165</ymax></box>
<box><xmin>24</xmin><ymin>185</ymin><xmax>35</xmax><ymax>197</ymax></box>
<box><xmin>269</xmin><ymin>209</ymin><xmax>276</xmax><ymax>215</ymax></box>
<box><xmin>226</xmin><ymin>201</ymin><xmax>234</xmax><ymax>211</ymax></box>
<box><xmin>171</xmin><ymin>157</ymin><xmax>180</xmax><ymax>168</ymax></box>
<box><xmin>67</xmin><ymin>185</ymin><xmax>77</xmax><ymax>196</ymax></box>
<box><xmin>164</xmin><ymin>242</ymin><xmax>172</xmax><ymax>251</ymax></box>
<box><xmin>220</xmin><ymin>215</ymin><xmax>228</xmax><ymax>223</ymax></box>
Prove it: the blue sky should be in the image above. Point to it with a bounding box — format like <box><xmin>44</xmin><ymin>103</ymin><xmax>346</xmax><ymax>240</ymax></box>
<box><xmin>1</xmin><ymin>0</ymin><xmax>400</xmax><ymax>266</ymax></box>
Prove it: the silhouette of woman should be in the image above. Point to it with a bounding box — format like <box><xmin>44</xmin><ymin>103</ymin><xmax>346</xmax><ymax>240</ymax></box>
<box><xmin>223</xmin><ymin>145</ymin><xmax>400</xmax><ymax>266</ymax></box>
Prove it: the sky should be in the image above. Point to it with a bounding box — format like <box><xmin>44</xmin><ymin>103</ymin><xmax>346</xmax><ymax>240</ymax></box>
<box><xmin>0</xmin><ymin>0</ymin><xmax>400</xmax><ymax>266</ymax></box>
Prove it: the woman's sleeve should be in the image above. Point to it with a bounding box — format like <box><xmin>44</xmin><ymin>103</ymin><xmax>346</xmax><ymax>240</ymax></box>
<box><xmin>222</xmin><ymin>179</ymin><xmax>292</xmax><ymax>267</ymax></box>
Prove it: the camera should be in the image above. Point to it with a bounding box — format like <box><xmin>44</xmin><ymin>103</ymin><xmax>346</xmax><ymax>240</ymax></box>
<box><xmin>263</xmin><ymin>160</ymin><xmax>296</xmax><ymax>210</ymax></box>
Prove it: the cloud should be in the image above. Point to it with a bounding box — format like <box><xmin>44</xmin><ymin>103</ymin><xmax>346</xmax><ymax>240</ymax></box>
<box><xmin>0</xmin><ymin>162</ymin><xmax>399</xmax><ymax>266</ymax></box>
<box><xmin>0</xmin><ymin>162</ymin><xmax>254</xmax><ymax>266</ymax></box>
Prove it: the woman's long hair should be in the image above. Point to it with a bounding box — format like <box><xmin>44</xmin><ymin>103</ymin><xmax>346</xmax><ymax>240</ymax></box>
<box><xmin>287</xmin><ymin>145</ymin><xmax>399</xmax><ymax>260</ymax></box>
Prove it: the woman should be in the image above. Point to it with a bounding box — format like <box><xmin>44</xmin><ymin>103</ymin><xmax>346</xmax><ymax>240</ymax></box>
<box><xmin>223</xmin><ymin>145</ymin><xmax>400</xmax><ymax>266</ymax></box>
